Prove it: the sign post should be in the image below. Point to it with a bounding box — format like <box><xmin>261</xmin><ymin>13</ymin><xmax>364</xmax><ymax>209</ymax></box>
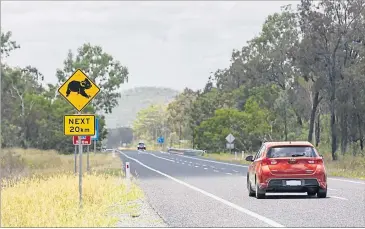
<box><xmin>74</xmin><ymin>145</ymin><xmax>77</xmax><ymax>174</ymax></box>
<box><xmin>91</xmin><ymin>118</ymin><xmax>99</xmax><ymax>155</ymax></box>
<box><xmin>58</xmin><ymin>69</ymin><xmax>100</xmax><ymax>209</ymax></box>
<box><xmin>78</xmin><ymin>114</ymin><xmax>83</xmax><ymax>208</ymax></box>
<box><xmin>225</xmin><ymin>133</ymin><xmax>235</xmax><ymax>154</ymax></box>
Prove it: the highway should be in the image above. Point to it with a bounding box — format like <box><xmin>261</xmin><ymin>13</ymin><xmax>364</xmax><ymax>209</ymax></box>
<box><xmin>119</xmin><ymin>150</ymin><xmax>365</xmax><ymax>228</ymax></box>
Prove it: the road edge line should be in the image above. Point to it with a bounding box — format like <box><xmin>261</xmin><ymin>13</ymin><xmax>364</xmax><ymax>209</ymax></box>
<box><xmin>119</xmin><ymin>151</ymin><xmax>285</xmax><ymax>228</ymax></box>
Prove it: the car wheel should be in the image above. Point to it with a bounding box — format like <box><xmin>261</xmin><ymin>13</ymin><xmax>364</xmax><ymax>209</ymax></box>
<box><xmin>247</xmin><ymin>175</ymin><xmax>255</xmax><ymax>197</ymax></box>
<box><xmin>317</xmin><ymin>187</ymin><xmax>327</xmax><ymax>198</ymax></box>
<box><xmin>255</xmin><ymin>176</ymin><xmax>265</xmax><ymax>199</ymax></box>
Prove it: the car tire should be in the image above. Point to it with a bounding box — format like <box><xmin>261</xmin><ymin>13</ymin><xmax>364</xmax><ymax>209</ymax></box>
<box><xmin>247</xmin><ymin>175</ymin><xmax>255</xmax><ymax>197</ymax></box>
<box><xmin>317</xmin><ymin>187</ymin><xmax>327</xmax><ymax>198</ymax></box>
<box><xmin>255</xmin><ymin>176</ymin><xmax>265</xmax><ymax>199</ymax></box>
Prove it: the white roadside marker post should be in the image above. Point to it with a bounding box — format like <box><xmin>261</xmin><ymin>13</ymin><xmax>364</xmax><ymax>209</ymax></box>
<box><xmin>125</xmin><ymin>162</ymin><xmax>131</xmax><ymax>180</ymax></box>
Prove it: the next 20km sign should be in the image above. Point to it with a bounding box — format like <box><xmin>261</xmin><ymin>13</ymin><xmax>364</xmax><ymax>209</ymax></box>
<box><xmin>64</xmin><ymin>115</ymin><xmax>95</xmax><ymax>136</ymax></box>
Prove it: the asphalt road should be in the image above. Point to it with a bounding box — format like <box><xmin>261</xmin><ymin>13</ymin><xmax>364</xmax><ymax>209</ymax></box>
<box><xmin>119</xmin><ymin>150</ymin><xmax>365</xmax><ymax>227</ymax></box>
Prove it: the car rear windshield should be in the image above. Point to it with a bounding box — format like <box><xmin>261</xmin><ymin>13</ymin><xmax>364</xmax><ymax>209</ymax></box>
<box><xmin>267</xmin><ymin>146</ymin><xmax>317</xmax><ymax>158</ymax></box>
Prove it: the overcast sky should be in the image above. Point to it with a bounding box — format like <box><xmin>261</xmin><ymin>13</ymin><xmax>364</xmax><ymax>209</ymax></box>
<box><xmin>1</xmin><ymin>1</ymin><xmax>294</xmax><ymax>92</ymax></box>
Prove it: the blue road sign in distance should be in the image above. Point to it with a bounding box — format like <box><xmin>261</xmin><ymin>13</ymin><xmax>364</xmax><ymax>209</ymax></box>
<box><xmin>157</xmin><ymin>136</ymin><xmax>164</xmax><ymax>144</ymax></box>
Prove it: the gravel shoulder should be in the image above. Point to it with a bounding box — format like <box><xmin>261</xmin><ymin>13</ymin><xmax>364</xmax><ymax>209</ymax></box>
<box><xmin>115</xmin><ymin>178</ymin><xmax>168</xmax><ymax>227</ymax></box>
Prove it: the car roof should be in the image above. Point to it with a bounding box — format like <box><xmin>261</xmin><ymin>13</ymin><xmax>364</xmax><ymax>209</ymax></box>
<box><xmin>264</xmin><ymin>141</ymin><xmax>314</xmax><ymax>148</ymax></box>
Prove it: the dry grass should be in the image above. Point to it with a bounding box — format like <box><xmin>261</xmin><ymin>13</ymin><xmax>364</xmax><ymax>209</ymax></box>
<box><xmin>0</xmin><ymin>148</ymin><xmax>144</xmax><ymax>227</ymax></box>
<box><xmin>2</xmin><ymin>173</ymin><xmax>143</xmax><ymax>227</ymax></box>
<box><xmin>0</xmin><ymin>148</ymin><xmax>122</xmax><ymax>178</ymax></box>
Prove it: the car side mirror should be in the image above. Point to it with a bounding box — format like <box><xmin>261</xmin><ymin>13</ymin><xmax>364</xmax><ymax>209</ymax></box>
<box><xmin>245</xmin><ymin>155</ymin><xmax>254</xmax><ymax>162</ymax></box>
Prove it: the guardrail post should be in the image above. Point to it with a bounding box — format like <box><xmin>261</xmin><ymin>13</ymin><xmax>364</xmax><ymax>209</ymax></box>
<box><xmin>242</xmin><ymin>151</ymin><xmax>245</xmax><ymax>160</ymax></box>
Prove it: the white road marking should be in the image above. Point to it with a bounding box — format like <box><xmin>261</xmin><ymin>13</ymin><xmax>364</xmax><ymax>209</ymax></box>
<box><xmin>195</xmin><ymin>165</ymin><xmax>199</xmax><ymax>168</ymax></box>
<box><xmin>214</xmin><ymin>170</ymin><xmax>219</xmax><ymax>173</ymax></box>
<box><xmin>172</xmin><ymin>154</ymin><xmax>249</xmax><ymax>168</ymax></box>
<box><xmin>327</xmin><ymin>188</ymin><xmax>338</xmax><ymax>191</ymax></box>
<box><xmin>328</xmin><ymin>178</ymin><xmax>365</xmax><ymax>185</ymax></box>
<box><xmin>329</xmin><ymin>196</ymin><xmax>348</xmax><ymax>200</ymax></box>
<box><xmin>149</xmin><ymin>153</ymin><xmax>175</xmax><ymax>162</ymax></box>
<box><xmin>204</xmin><ymin>168</ymin><xmax>208</xmax><ymax>170</ymax></box>
<box><xmin>226</xmin><ymin>173</ymin><xmax>232</xmax><ymax>175</ymax></box>
<box><xmin>182</xmin><ymin>163</ymin><xmax>185</xmax><ymax>165</ymax></box>
<box><xmin>233</xmin><ymin>170</ymin><xmax>239</xmax><ymax>173</ymax></box>
<box><xmin>120</xmin><ymin>151</ymin><xmax>285</xmax><ymax>228</ymax></box>
<box><xmin>202</xmin><ymin>164</ymin><xmax>207</xmax><ymax>167</ymax></box>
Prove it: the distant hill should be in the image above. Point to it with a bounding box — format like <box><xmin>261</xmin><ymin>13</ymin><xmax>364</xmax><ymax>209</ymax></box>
<box><xmin>104</xmin><ymin>87</ymin><xmax>180</xmax><ymax>128</ymax></box>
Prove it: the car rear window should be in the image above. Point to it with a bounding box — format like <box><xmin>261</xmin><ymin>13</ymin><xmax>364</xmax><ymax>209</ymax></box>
<box><xmin>266</xmin><ymin>146</ymin><xmax>317</xmax><ymax>158</ymax></box>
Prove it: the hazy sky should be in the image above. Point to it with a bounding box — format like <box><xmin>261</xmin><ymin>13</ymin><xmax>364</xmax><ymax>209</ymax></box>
<box><xmin>2</xmin><ymin>1</ymin><xmax>293</xmax><ymax>92</ymax></box>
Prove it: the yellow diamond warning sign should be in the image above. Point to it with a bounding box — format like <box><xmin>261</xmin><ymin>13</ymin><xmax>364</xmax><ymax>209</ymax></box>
<box><xmin>58</xmin><ymin>69</ymin><xmax>100</xmax><ymax>112</ymax></box>
<box><xmin>64</xmin><ymin>115</ymin><xmax>96</xmax><ymax>136</ymax></box>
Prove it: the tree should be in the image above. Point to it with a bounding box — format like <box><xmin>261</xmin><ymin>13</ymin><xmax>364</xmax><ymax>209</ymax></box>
<box><xmin>1</xmin><ymin>30</ymin><xmax>20</xmax><ymax>58</ymax></box>
<box><xmin>56</xmin><ymin>43</ymin><xmax>129</xmax><ymax>114</ymax></box>
<box><xmin>298</xmin><ymin>0</ymin><xmax>365</xmax><ymax>160</ymax></box>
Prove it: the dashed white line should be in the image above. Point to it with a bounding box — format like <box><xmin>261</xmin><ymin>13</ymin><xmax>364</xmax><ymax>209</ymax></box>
<box><xmin>213</xmin><ymin>170</ymin><xmax>219</xmax><ymax>173</ymax></box>
<box><xmin>226</xmin><ymin>173</ymin><xmax>232</xmax><ymax>175</ymax></box>
<box><xmin>195</xmin><ymin>165</ymin><xmax>199</xmax><ymax>168</ymax></box>
<box><xmin>327</xmin><ymin>188</ymin><xmax>337</xmax><ymax>191</ymax></box>
<box><xmin>149</xmin><ymin>153</ymin><xmax>175</xmax><ymax>162</ymax></box>
<box><xmin>329</xmin><ymin>196</ymin><xmax>348</xmax><ymax>200</ymax></box>
<box><xmin>233</xmin><ymin>170</ymin><xmax>239</xmax><ymax>173</ymax></box>
<box><xmin>204</xmin><ymin>168</ymin><xmax>208</xmax><ymax>170</ymax></box>
<box><xmin>171</xmin><ymin>154</ymin><xmax>249</xmax><ymax>168</ymax></box>
<box><xmin>120</xmin><ymin>151</ymin><xmax>285</xmax><ymax>228</ymax></box>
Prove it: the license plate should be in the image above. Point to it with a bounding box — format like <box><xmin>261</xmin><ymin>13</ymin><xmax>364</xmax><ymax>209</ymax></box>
<box><xmin>286</xmin><ymin>180</ymin><xmax>301</xmax><ymax>186</ymax></box>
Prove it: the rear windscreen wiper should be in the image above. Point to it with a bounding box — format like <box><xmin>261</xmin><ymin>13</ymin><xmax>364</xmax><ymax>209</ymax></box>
<box><xmin>291</xmin><ymin>153</ymin><xmax>305</xmax><ymax>157</ymax></box>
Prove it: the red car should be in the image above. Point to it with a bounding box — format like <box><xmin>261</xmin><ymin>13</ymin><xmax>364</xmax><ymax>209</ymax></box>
<box><xmin>246</xmin><ymin>141</ymin><xmax>327</xmax><ymax>199</ymax></box>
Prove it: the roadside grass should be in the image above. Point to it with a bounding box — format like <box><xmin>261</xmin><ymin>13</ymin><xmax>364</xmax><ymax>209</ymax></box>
<box><xmin>1</xmin><ymin>148</ymin><xmax>145</xmax><ymax>227</ymax></box>
<box><xmin>204</xmin><ymin>151</ymin><xmax>365</xmax><ymax>180</ymax></box>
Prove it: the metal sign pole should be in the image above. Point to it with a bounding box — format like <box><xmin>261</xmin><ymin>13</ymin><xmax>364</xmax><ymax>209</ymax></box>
<box><xmin>87</xmin><ymin>144</ymin><xmax>90</xmax><ymax>173</ymax></box>
<box><xmin>74</xmin><ymin>145</ymin><xmax>77</xmax><ymax>174</ymax></box>
<box><xmin>94</xmin><ymin>140</ymin><xmax>96</xmax><ymax>154</ymax></box>
<box><xmin>78</xmin><ymin>113</ymin><xmax>83</xmax><ymax>209</ymax></box>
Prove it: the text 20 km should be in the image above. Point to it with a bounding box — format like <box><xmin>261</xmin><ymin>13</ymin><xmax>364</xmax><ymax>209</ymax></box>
<box><xmin>69</xmin><ymin>126</ymin><xmax>90</xmax><ymax>133</ymax></box>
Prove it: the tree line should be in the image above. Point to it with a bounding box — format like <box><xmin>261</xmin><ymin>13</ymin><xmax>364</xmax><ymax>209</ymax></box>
<box><xmin>1</xmin><ymin>31</ymin><xmax>129</xmax><ymax>153</ymax></box>
<box><xmin>132</xmin><ymin>0</ymin><xmax>365</xmax><ymax>160</ymax></box>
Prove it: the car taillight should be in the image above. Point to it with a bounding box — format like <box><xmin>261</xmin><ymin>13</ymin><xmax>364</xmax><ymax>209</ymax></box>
<box><xmin>308</xmin><ymin>159</ymin><xmax>323</xmax><ymax>164</ymax></box>
<box><xmin>262</xmin><ymin>158</ymin><xmax>277</xmax><ymax>166</ymax></box>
